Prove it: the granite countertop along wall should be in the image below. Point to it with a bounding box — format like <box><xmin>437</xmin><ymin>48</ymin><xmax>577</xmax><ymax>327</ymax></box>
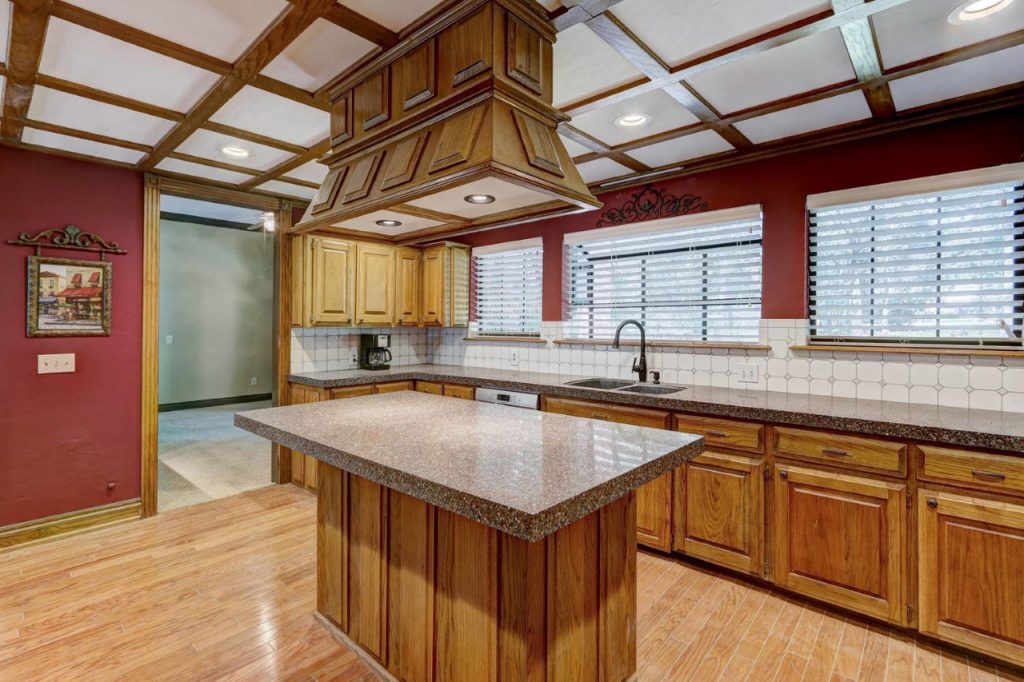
<box><xmin>288</xmin><ymin>364</ymin><xmax>1024</xmax><ymax>453</ymax></box>
<box><xmin>236</xmin><ymin>392</ymin><xmax>703</xmax><ymax>541</ymax></box>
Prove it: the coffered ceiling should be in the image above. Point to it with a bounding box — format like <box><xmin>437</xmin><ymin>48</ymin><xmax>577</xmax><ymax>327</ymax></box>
<box><xmin>1</xmin><ymin>0</ymin><xmax>1021</xmax><ymax>203</ymax></box>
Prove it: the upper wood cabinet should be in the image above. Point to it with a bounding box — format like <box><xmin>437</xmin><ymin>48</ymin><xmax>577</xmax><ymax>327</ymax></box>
<box><xmin>774</xmin><ymin>464</ymin><xmax>907</xmax><ymax>625</ymax></box>
<box><xmin>395</xmin><ymin>248</ymin><xmax>421</xmax><ymax>326</ymax></box>
<box><xmin>355</xmin><ymin>243</ymin><xmax>396</xmax><ymax>326</ymax></box>
<box><xmin>421</xmin><ymin>243</ymin><xmax>469</xmax><ymax>327</ymax></box>
<box><xmin>673</xmin><ymin>451</ymin><xmax>764</xmax><ymax>576</ymax></box>
<box><xmin>918</xmin><ymin>488</ymin><xmax>1024</xmax><ymax>667</ymax></box>
<box><xmin>304</xmin><ymin>237</ymin><xmax>355</xmax><ymax>327</ymax></box>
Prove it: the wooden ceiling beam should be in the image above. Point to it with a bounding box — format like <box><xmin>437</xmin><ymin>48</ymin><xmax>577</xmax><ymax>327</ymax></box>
<box><xmin>22</xmin><ymin>118</ymin><xmax>151</xmax><ymax>152</ymax></box>
<box><xmin>239</xmin><ymin>138</ymin><xmax>330</xmax><ymax>190</ymax></box>
<box><xmin>200</xmin><ymin>122</ymin><xmax>308</xmax><ymax>155</ymax></box>
<box><xmin>833</xmin><ymin>0</ymin><xmax>895</xmax><ymax>118</ymax></box>
<box><xmin>34</xmin><ymin>74</ymin><xmax>186</xmax><ymax>121</ymax></box>
<box><xmin>137</xmin><ymin>0</ymin><xmax>338</xmax><ymax>170</ymax></box>
<box><xmin>550</xmin><ymin>0</ymin><xmax>628</xmax><ymax>32</ymax></box>
<box><xmin>558</xmin><ymin>123</ymin><xmax>650</xmax><ymax>173</ymax></box>
<box><xmin>1</xmin><ymin>0</ymin><xmax>52</xmax><ymax>142</ymax></box>
<box><xmin>323</xmin><ymin>4</ymin><xmax>398</xmax><ymax>48</ymax></box>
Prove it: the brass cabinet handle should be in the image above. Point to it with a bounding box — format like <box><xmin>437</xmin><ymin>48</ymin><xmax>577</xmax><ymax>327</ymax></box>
<box><xmin>591</xmin><ymin>414</ymin><xmax>609</xmax><ymax>420</ymax></box>
<box><xmin>779</xmin><ymin>470</ymin><xmax>788</xmax><ymax>480</ymax></box>
<box><xmin>706</xmin><ymin>430</ymin><xmax>729</xmax><ymax>438</ymax></box>
<box><xmin>821</xmin><ymin>447</ymin><xmax>849</xmax><ymax>457</ymax></box>
<box><xmin>972</xmin><ymin>470</ymin><xmax>1007</xmax><ymax>481</ymax></box>
<box><xmin>927</xmin><ymin>498</ymin><xmax>938</xmax><ymax>508</ymax></box>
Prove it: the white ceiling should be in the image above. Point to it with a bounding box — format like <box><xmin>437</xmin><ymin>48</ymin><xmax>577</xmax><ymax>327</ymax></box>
<box><xmin>553</xmin><ymin>23</ymin><xmax>643</xmax><ymax>108</ymax></box>
<box><xmin>406</xmin><ymin>178</ymin><xmax>552</xmax><ymax>220</ymax></box>
<box><xmin>334</xmin><ymin>210</ymin><xmax>444</xmax><ymax>236</ymax></box>
<box><xmin>261</xmin><ymin>18</ymin><xmax>376</xmax><ymax>91</ymax></box>
<box><xmin>625</xmin><ymin>130</ymin><xmax>734</xmax><ymax>168</ymax></box>
<box><xmin>23</xmin><ymin>127</ymin><xmax>146</xmax><ymax>164</ymax></box>
<box><xmin>257</xmin><ymin>179</ymin><xmax>317</xmax><ymax>199</ymax></box>
<box><xmin>176</xmin><ymin>128</ymin><xmax>294</xmax><ymax>171</ymax></box>
<box><xmin>570</xmin><ymin>88</ymin><xmax>701</xmax><ymax>147</ymax></box>
<box><xmin>576</xmin><ymin>157</ymin><xmax>634</xmax><ymax>183</ymax></box>
<box><xmin>0</xmin><ymin>0</ymin><xmax>10</xmax><ymax>64</ymax></box>
<box><xmin>210</xmin><ymin>86</ymin><xmax>330</xmax><ymax>147</ymax></box>
<box><xmin>27</xmin><ymin>86</ymin><xmax>177</xmax><ymax>144</ymax></box>
<box><xmin>156</xmin><ymin>157</ymin><xmax>253</xmax><ymax>184</ymax></box>
<box><xmin>284</xmin><ymin>159</ymin><xmax>330</xmax><ymax>184</ymax></box>
<box><xmin>889</xmin><ymin>43</ymin><xmax>1024</xmax><ymax>111</ymax></box>
<box><xmin>338</xmin><ymin>0</ymin><xmax>445</xmax><ymax>31</ymax></box>
<box><xmin>734</xmin><ymin>91</ymin><xmax>872</xmax><ymax>144</ymax></box>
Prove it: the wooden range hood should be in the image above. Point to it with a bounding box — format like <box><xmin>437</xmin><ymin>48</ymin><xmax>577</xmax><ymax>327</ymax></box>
<box><xmin>293</xmin><ymin>0</ymin><xmax>600</xmax><ymax>243</ymax></box>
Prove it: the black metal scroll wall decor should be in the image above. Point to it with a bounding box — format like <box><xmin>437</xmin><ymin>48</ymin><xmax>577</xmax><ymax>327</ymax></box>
<box><xmin>595</xmin><ymin>184</ymin><xmax>709</xmax><ymax>227</ymax></box>
<box><xmin>7</xmin><ymin>224</ymin><xmax>127</xmax><ymax>338</ymax></box>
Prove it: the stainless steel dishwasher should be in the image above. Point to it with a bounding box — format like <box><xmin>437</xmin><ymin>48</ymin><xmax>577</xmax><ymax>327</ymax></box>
<box><xmin>474</xmin><ymin>387</ymin><xmax>539</xmax><ymax>410</ymax></box>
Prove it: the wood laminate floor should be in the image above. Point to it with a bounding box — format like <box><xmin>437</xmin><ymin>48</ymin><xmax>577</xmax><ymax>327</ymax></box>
<box><xmin>0</xmin><ymin>484</ymin><xmax>1021</xmax><ymax>681</ymax></box>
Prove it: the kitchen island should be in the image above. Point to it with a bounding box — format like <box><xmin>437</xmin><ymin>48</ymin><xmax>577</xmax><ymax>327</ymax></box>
<box><xmin>236</xmin><ymin>391</ymin><xmax>703</xmax><ymax>682</ymax></box>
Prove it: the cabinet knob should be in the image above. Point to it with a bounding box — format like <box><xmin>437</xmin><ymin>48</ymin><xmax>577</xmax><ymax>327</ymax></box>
<box><xmin>779</xmin><ymin>470</ymin><xmax>788</xmax><ymax>480</ymax></box>
<box><xmin>926</xmin><ymin>498</ymin><xmax>938</xmax><ymax>509</ymax></box>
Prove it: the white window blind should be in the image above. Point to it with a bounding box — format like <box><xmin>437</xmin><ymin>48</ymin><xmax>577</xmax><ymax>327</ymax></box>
<box><xmin>472</xmin><ymin>239</ymin><xmax>542</xmax><ymax>336</ymax></box>
<box><xmin>808</xmin><ymin>171</ymin><xmax>1024</xmax><ymax>349</ymax></box>
<box><xmin>564</xmin><ymin>207</ymin><xmax>763</xmax><ymax>342</ymax></box>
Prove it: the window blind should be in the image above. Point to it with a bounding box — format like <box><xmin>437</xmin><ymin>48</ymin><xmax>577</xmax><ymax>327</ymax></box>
<box><xmin>564</xmin><ymin>207</ymin><xmax>763</xmax><ymax>342</ymax></box>
<box><xmin>472</xmin><ymin>239</ymin><xmax>542</xmax><ymax>336</ymax></box>
<box><xmin>808</xmin><ymin>176</ymin><xmax>1024</xmax><ymax>348</ymax></box>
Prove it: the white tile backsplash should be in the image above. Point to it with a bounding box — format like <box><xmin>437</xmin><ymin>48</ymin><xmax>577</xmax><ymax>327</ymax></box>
<box><xmin>290</xmin><ymin>326</ymin><xmax>431</xmax><ymax>374</ymax></box>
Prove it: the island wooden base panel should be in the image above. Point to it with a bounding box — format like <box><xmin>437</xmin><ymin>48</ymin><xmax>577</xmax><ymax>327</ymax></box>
<box><xmin>316</xmin><ymin>461</ymin><xmax>638</xmax><ymax>682</ymax></box>
<box><xmin>1</xmin><ymin>485</ymin><xmax>1022</xmax><ymax>681</ymax></box>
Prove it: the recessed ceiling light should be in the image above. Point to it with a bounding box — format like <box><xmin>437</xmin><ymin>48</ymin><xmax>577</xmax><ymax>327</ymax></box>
<box><xmin>948</xmin><ymin>0</ymin><xmax>1013</xmax><ymax>23</ymax></box>
<box><xmin>375</xmin><ymin>219</ymin><xmax>402</xmax><ymax>227</ymax></box>
<box><xmin>220</xmin><ymin>145</ymin><xmax>250</xmax><ymax>159</ymax></box>
<box><xmin>614</xmin><ymin>113</ymin><xmax>650</xmax><ymax>128</ymax></box>
<box><xmin>464</xmin><ymin>194</ymin><xmax>496</xmax><ymax>204</ymax></box>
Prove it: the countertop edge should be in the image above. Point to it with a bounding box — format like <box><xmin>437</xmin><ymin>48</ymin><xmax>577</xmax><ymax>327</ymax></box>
<box><xmin>286</xmin><ymin>370</ymin><xmax>1024</xmax><ymax>453</ymax></box>
<box><xmin>234</xmin><ymin>411</ymin><xmax>705</xmax><ymax>542</ymax></box>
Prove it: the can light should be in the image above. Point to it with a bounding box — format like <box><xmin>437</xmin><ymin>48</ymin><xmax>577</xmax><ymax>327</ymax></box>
<box><xmin>614</xmin><ymin>113</ymin><xmax>650</xmax><ymax>128</ymax></box>
<box><xmin>464</xmin><ymin>194</ymin><xmax>496</xmax><ymax>204</ymax></box>
<box><xmin>948</xmin><ymin>0</ymin><xmax>1014</xmax><ymax>23</ymax></box>
<box><xmin>375</xmin><ymin>219</ymin><xmax>403</xmax><ymax>227</ymax></box>
<box><xmin>220</xmin><ymin>145</ymin><xmax>250</xmax><ymax>159</ymax></box>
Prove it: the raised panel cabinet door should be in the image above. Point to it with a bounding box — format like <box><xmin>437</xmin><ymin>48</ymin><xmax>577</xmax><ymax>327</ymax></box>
<box><xmin>774</xmin><ymin>465</ymin><xmax>907</xmax><ymax>624</ymax></box>
<box><xmin>449</xmin><ymin>245</ymin><xmax>470</xmax><ymax>327</ymax></box>
<box><xmin>310</xmin><ymin>237</ymin><xmax>355</xmax><ymax>326</ymax></box>
<box><xmin>918</xmin><ymin>489</ymin><xmax>1024</xmax><ymax>667</ymax></box>
<box><xmin>674</xmin><ymin>451</ymin><xmax>764</xmax><ymax>576</ymax></box>
<box><xmin>395</xmin><ymin>248</ymin><xmax>421</xmax><ymax>326</ymax></box>
<box><xmin>355</xmin><ymin>243</ymin><xmax>396</xmax><ymax>326</ymax></box>
<box><xmin>420</xmin><ymin>245</ymin><xmax>444</xmax><ymax>325</ymax></box>
<box><xmin>636</xmin><ymin>473</ymin><xmax>672</xmax><ymax>551</ymax></box>
<box><xmin>290</xmin><ymin>384</ymin><xmax>323</xmax><ymax>491</ymax></box>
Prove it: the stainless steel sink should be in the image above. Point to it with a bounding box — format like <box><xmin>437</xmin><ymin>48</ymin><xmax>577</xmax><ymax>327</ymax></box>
<box><xmin>565</xmin><ymin>378</ymin><xmax>635</xmax><ymax>390</ymax></box>
<box><xmin>616</xmin><ymin>384</ymin><xmax>686</xmax><ymax>395</ymax></box>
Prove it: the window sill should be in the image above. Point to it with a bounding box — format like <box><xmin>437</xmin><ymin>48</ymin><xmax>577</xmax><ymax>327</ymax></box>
<box><xmin>790</xmin><ymin>344</ymin><xmax>1024</xmax><ymax>358</ymax></box>
<box><xmin>553</xmin><ymin>339</ymin><xmax>771</xmax><ymax>351</ymax></box>
<box><xmin>463</xmin><ymin>336</ymin><xmax>547</xmax><ymax>344</ymax></box>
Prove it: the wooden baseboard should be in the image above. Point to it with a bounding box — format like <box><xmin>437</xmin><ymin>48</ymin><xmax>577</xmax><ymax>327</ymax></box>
<box><xmin>0</xmin><ymin>498</ymin><xmax>141</xmax><ymax>551</ymax></box>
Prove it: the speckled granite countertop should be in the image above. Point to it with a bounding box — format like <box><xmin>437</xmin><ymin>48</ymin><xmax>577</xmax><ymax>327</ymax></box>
<box><xmin>288</xmin><ymin>364</ymin><xmax>1024</xmax><ymax>453</ymax></box>
<box><xmin>235</xmin><ymin>391</ymin><xmax>703</xmax><ymax>541</ymax></box>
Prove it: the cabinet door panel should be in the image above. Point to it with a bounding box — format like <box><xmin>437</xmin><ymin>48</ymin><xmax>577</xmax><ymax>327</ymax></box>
<box><xmin>356</xmin><ymin>243</ymin><xmax>395</xmax><ymax>326</ymax></box>
<box><xmin>395</xmin><ymin>248</ymin><xmax>420</xmax><ymax>325</ymax></box>
<box><xmin>919</xmin><ymin>490</ymin><xmax>1024</xmax><ymax>667</ymax></box>
<box><xmin>310</xmin><ymin>238</ymin><xmax>354</xmax><ymax>325</ymax></box>
<box><xmin>421</xmin><ymin>246</ymin><xmax>444</xmax><ymax>325</ymax></box>
<box><xmin>774</xmin><ymin>465</ymin><xmax>906</xmax><ymax>624</ymax></box>
<box><xmin>636</xmin><ymin>473</ymin><xmax>672</xmax><ymax>552</ymax></box>
<box><xmin>675</xmin><ymin>452</ymin><xmax>763</xmax><ymax>575</ymax></box>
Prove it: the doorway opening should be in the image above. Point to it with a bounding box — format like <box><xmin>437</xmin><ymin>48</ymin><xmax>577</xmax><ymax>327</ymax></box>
<box><xmin>156</xmin><ymin>194</ymin><xmax>276</xmax><ymax>512</ymax></box>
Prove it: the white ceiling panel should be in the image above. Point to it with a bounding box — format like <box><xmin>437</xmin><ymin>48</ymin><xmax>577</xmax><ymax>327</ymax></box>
<box><xmin>211</xmin><ymin>86</ymin><xmax>329</xmax><ymax>147</ymax></box>
<box><xmin>284</xmin><ymin>159</ymin><xmax>329</xmax><ymax>184</ymax></box>
<box><xmin>613</xmin><ymin>0</ymin><xmax>830</xmax><ymax>68</ymax></box>
<box><xmin>262</xmin><ymin>19</ymin><xmax>376</xmax><ymax>91</ymax></box>
<box><xmin>625</xmin><ymin>130</ymin><xmax>734</xmax><ymax>168</ymax></box>
<box><xmin>687</xmin><ymin>29</ymin><xmax>855</xmax><ymax>114</ymax></box>
<box><xmin>156</xmin><ymin>158</ymin><xmax>254</xmax><ymax>184</ymax></box>
<box><xmin>336</xmin><ymin>0</ymin><xmax>445</xmax><ymax>32</ymax></box>
<box><xmin>22</xmin><ymin>128</ymin><xmax>146</xmax><ymax>164</ymax></box>
<box><xmin>889</xmin><ymin>44</ymin><xmax>1024</xmax><ymax>111</ymax></box>
<box><xmin>0</xmin><ymin>0</ymin><xmax>11</xmax><ymax>63</ymax></box>
<box><xmin>734</xmin><ymin>91</ymin><xmax>872</xmax><ymax>143</ymax></box>
<box><xmin>874</xmin><ymin>0</ymin><xmax>1024</xmax><ymax>68</ymax></box>
<box><xmin>333</xmin><ymin>210</ymin><xmax>443</xmax><ymax>236</ymax></box>
<box><xmin>553</xmin><ymin>24</ymin><xmax>645</xmax><ymax>108</ymax></box>
<box><xmin>28</xmin><ymin>86</ymin><xmax>177</xmax><ymax>145</ymax></box>
<box><xmin>406</xmin><ymin>178</ymin><xmax>551</xmax><ymax>219</ymax></box>
<box><xmin>38</xmin><ymin>19</ymin><xmax>221</xmax><ymax>112</ymax></box>
<box><xmin>569</xmin><ymin>89</ymin><xmax>700</xmax><ymax>147</ymax></box>
<box><xmin>576</xmin><ymin>158</ymin><xmax>633</xmax><ymax>183</ymax></box>
<box><xmin>176</xmin><ymin>129</ymin><xmax>294</xmax><ymax>171</ymax></box>
<box><xmin>257</xmin><ymin>180</ymin><xmax>317</xmax><ymax>199</ymax></box>
<box><xmin>559</xmin><ymin>134</ymin><xmax>592</xmax><ymax>158</ymax></box>
<box><xmin>62</xmin><ymin>0</ymin><xmax>287</xmax><ymax>62</ymax></box>
<box><xmin>161</xmin><ymin>196</ymin><xmax>265</xmax><ymax>224</ymax></box>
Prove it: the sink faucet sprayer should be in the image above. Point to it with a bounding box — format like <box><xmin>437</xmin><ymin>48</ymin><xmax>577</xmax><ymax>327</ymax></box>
<box><xmin>612</xmin><ymin>319</ymin><xmax>647</xmax><ymax>383</ymax></box>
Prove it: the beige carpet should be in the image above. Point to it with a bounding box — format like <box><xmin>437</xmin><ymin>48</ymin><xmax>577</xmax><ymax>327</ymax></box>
<box><xmin>157</xmin><ymin>401</ymin><xmax>274</xmax><ymax>512</ymax></box>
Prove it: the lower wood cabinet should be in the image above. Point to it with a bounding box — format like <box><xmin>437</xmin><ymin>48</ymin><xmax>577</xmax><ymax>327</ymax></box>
<box><xmin>288</xmin><ymin>383</ymin><xmax>325</xmax><ymax>491</ymax></box>
<box><xmin>918</xmin><ymin>489</ymin><xmax>1024</xmax><ymax>667</ymax></box>
<box><xmin>773</xmin><ymin>464</ymin><xmax>907</xmax><ymax>625</ymax></box>
<box><xmin>442</xmin><ymin>384</ymin><xmax>474</xmax><ymax>400</ymax></box>
<box><xmin>673</xmin><ymin>451</ymin><xmax>764</xmax><ymax>576</ymax></box>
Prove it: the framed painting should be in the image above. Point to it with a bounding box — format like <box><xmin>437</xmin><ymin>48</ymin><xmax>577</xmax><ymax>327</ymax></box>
<box><xmin>27</xmin><ymin>255</ymin><xmax>112</xmax><ymax>337</ymax></box>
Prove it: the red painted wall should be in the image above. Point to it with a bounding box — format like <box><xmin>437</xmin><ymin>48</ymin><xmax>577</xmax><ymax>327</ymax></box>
<box><xmin>0</xmin><ymin>147</ymin><xmax>144</xmax><ymax>527</ymax></box>
<box><xmin>462</xmin><ymin>107</ymin><xmax>1024</xmax><ymax>320</ymax></box>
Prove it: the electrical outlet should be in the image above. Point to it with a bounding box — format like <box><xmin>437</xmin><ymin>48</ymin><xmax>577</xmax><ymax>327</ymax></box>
<box><xmin>737</xmin><ymin>363</ymin><xmax>759</xmax><ymax>383</ymax></box>
<box><xmin>351</xmin><ymin>353</ymin><xmax>359</xmax><ymax>366</ymax></box>
<box><xmin>38</xmin><ymin>353</ymin><xmax>75</xmax><ymax>374</ymax></box>
<box><xmin>250</xmin><ymin>376</ymin><xmax>258</xmax><ymax>386</ymax></box>
<box><xmin>509</xmin><ymin>350</ymin><xmax>520</xmax><ymax>366</ymax></box>
<box><xmin>165</xmin><ymin>335</ymin><xmax>173</xmax><ymax>345</ymax></box>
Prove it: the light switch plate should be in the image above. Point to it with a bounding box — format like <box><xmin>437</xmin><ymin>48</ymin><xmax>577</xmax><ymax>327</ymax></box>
<box><xmin>736</xmin><ymin>363</ymin><xmax>759</xmax><ymax>383</ymax></box>
<box><xmin>38</xmin><ymin>353</ymin><xmax>75</xmax><ymax>374</ymax></box>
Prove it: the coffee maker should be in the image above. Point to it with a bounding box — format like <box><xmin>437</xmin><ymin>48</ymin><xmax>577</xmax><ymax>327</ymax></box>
<box><xmin>359</xmin><ymin>333</ymin><xmax>392</xmax><ymax>370</ymax></box>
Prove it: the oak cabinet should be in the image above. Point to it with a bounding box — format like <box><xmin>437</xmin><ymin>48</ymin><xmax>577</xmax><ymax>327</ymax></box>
<box><xmin>774</xmin><ymin>464</ymin><xmax>907</xmax><ymax>624</ymax></box>
<box><xmin>288</xmin><ymin>383</ymin><xmax>325</xmax><ymax>491</ymax></box>
<box><xmin>541</xmin><ymin>397</ymin><xmax>673</xmax><ymax>551</ymax></box>
<box><xmin>355</xmin><ymin>243</ymin><xmax>396</xmax><ymax>326</ymax></box>
<box><xmin>307</xmin><ymin>237</ymin><xmax>355</xmax><ymax>326</ymax></box>
<box><xmin>673</xmin><ymin>451</ymin><xmax>764</xmax><ymax>576</ymax></box>
<box><xmin>918</xmin><ymin>489</ymin><xmax>1024</xmax><ymax>667</ymax></box>
<box><xmin>395</xmin><ymin>247</ymin><xmax>421</xmax><ymax>325</ymax></box>
<box><xmin>442</xmin><ymin>384</ymin><xmax>475</xmax><ymax>400</ymax></box>
<box><xmin>774</xmin><ymin>426</ymin><xmax>907</xmax><ymax>477</ymax></box>
<box><xmin>415</xmin><ymin>381</ymin><xmax>443</xmax><ymax>395</ymax></box>
<box><xmin>421</xmin><ymin>243</ymin><xmax>470</xmax><ymax>327</ymax></box>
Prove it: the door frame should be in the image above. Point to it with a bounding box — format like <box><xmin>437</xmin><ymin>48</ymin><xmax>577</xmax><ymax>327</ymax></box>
<box><xmin>140</xmin><ymin>174</ymin><xmax>297</xmax><ymax>517</ymax></box>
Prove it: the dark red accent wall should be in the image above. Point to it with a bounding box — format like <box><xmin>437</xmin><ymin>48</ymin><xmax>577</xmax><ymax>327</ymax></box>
<box><xmin>0</xmin><ymin>146</ymin><xmax>144</xmax><ymax>527</ymax></box>
<box><xmin>461</xmin><ymin>107</ymin><xmax>1024</xmax><ymax>320</ymax></box>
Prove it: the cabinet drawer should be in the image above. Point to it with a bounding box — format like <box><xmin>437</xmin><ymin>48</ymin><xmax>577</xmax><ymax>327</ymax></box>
<box><xmin>542</xmin><ymin>397</ymin><xmax>669</xmax><ymax>429</ymax></box>
<box><xmin>329</xmin><ymin>385</ymin><xmax>375</xmax><ymax>400</ymax></box>
<box><xmin>375</xmin><ymin>381</ymin><xmax>413</xmax><ymax>394</ymax></box>
<box><xmin>442</xmin><ymin>384</ymin><xmax>475</xmax><ymax>400</ymax></box>
<box><xmin>919</xmin><ymin>446</ymin><xmax>1024</xmax><ymax>496</ymax></box>
<box><xmin>774</xmin><ymin>427</ymin><xmax>906</xmax><ymax>476</ymax></box>
<box><xmin>674</xmin><ymin>415</ymin><xmax>764</xmax><ymax>454</ymax></box>
<box><xmin>415</xmin><ymin>381</ymin><xmax>443</xmax><ymax>395</ymax></box>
